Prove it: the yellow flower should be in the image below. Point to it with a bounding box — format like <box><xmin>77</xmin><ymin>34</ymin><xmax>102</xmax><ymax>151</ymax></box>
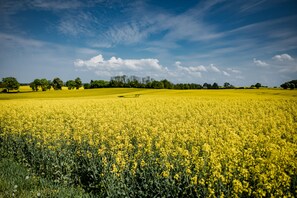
<box><xmin>174</xmin><ymin>173</ymin><xmax>180</xmax><ymax>181</ymax></box>
<box><xmin>162</xmin><ymin>171</ymin><xmax>170</xmax><ymax>178</ymax></box>
<box><xmin>232</xmin><ymin>179</ymin><xmax>243</xmax><ymax>194</ymax></box>
<box><xmin>191</xmin><ymin>176</ymin><xmax>197</xmax><ymax>185</ymax></box>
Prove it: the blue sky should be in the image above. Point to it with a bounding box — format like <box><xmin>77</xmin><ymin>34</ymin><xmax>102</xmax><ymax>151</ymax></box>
<box><xmin>0</xmin><ymin>0</ymin><xmax>297</xmax><ymax>86</ymax></box>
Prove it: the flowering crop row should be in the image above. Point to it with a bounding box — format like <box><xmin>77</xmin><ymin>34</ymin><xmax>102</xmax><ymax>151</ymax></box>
<box><xmin>0</xmin><ymin>90</ymin><xmax>296</xmax><ymax>197</ymax></box>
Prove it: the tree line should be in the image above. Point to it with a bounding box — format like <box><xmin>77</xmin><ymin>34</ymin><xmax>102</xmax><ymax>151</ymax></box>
<box><xmin>84</xmin><ymin>79</ymin><xmax>233</xmax><ymax>89</ymax></box>
<box><xmin>1</xmin><ymin>76</ymin><xmax>296</xmax><ymax>93</ymax></box>
<box><xmin>29</xmin><ymin>77</ymin><xmax>82</xmax><ymax>91</ymax></box>
<box><xmin>280</xmin><ymin>80</ymin><xmax>297</xmax><ymax>89</ymax></box>
<box><xmin>28</xmin><ymin>77</ymin><xmax>83</xmax><ymax>91</ymax></box>
<box><xmin>0</xmin><ymin>77</ymin><xmax>82</xmax><ymax>92</ymax></box>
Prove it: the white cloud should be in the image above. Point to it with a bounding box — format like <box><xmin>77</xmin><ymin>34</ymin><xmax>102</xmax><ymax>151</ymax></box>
<box><xmin>175</xmin><ymin>61</ymin><xmax>209</xmax><ymax>78</ymax></box>
<box><xmin>75</xmin><ymin>47</ymin><xmax>99</xmax><ymax>55</ymax></box>
<box><xmin>175</xmin><ymin>61</ymin><xmax>207</xmax><ymax>72</ymax></box>
<box><xmin>175</xmin><ymin>61</ymin><xmax>182</xmax><ymax>67</ymax></box>
<box><xmin>239</xmin><ymin>1</ymin><xmax>267</xmax><ymax>13</ymax></box>
<box><xmin>89</xmin><ymin>41</ymin><xmax>112</xmax><ymax>48</ymax></box>
<box><xmin>74</xmin><ymin>54</ymin><xmax>167</xmax><ymax>77</ymax></box>
<box><xmin>58</xmin><ymin>12</ymin><xmax>99</xmax><ymax>36</ymax></box>
<box><xmin>104</xmin><ymin>22</ymin><xmax>153</xmax><ymax>45</ymax></box>
<box><xmin>31</xmin><ymin>0</ymin><xmax>82</xmax><ymax>10</ymax></box>
<box><xmin>0</xmin><ymin>33</ymin><xmax>45</xmax><ymax>48</ymax></box>
<box><xmin>175</xmin><ymin>62</ymin><xmax>224</xmax><ymax>76</ymax></box>
<box><xmin>273</xmin><ymin>54</ymin><xmax>294</xmax><ymax>61</ymax></box>
<box><xmin>189</xmin><ymin>65</ymin><xmax>207</xmax><ymax>72</ymax></box>
<box><xmin>253</xmin><ymin>58</ymin><xmax>268</xmax><ymax>67</ymax></box>
<box><xmin>209</xmin><ymin>64</ymin><xmax>220</xmax><ymax>72</ymax></box>
<box><xmin>227</xmin><ymin>68</ymin><xmax>241</xmax><ymax>74</ymax></box>
<box><xmin>271</xmin><ymin>54</ymin><xmax>296</xmax><ymax>73</ymax></box>
<box><xmin>119</xmin><ymin>1</ymin><xmax>223</xmax><ymax>46</ymax></box>
<box><xmin>162</xmin><ymin>14</ymin><xmax>221</xmax><ymax>42</ymax></box>
<box><xmin>279</xmin><ymin>65</ymin><xmax>297</xmax><ymax>73</ymax></box>
<box><xmin>222</xmin><ymin>71</ymin><xmax>230</xmax><ymax>76</ymax></box>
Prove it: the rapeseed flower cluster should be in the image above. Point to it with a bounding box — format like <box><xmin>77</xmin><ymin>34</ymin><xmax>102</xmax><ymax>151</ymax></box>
<box><xmin>0</xmin><ymin>91</ymin><xmax>296</xmax><ymax>197</ymax></box>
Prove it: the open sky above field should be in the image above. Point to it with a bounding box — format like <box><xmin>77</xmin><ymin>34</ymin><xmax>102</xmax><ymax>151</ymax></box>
<box><xmin>0</xmin><ymin>0</ymin><xmax>297</xmax><ymax>86</ymax></box>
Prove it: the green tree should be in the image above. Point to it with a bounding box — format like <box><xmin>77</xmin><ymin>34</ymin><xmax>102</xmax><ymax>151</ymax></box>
<box><xmin>75</xmin><ymin>77</ymin><xmax>82</xmax><ymax>90</ymax></box>
<box><xmin>161</xmin><ymin>79</ymin><xmax>173</xmax><ymax>89</ymax></box>
<box><xmin>184</xmin><ymin>84</ymin><xmax>190</xmax><ymax>89</ymax></box>
<box><xmin>66</xmin><ymin>80</ymin><xmax>76</xmax><ymax>90</ymax></box>
<box><xmin>151</xmin><ymin>80</ymin><xmax>164</xmax><ymax>89</ymax></box>
<box><xmin>83</xmin><ymin>83</ymin><xmax>91</xmax><ymax>89</ymax></box>
<box><xmin>29</xmin><ymin>82</ymin><xmax>34</xmax><ymax>91</ymax></box>
<box><xmin>30</xmin><ymin>79</ymin><xmax>41</xmax><ymax>91</ymax></box>
<box><xmin>40</xmin><ymin>78</ymin><xmax>49</xmax><ymax>91</ymax></box>
<box><xmin>224</xmin><ymin>82</ymin><xmax>230</xmax><ymax>88</ymax></box>
<box><xmin>0</xmin><ymin>81</ymin><xmax>3</xmax><ymax>90</ymax></box>
<box><xmin>280</xmin><ymin>82</ymin><xmax>289</xmax><ymax>89</ymax></box>
<box><xmin>212</xmin><ymin>82</ymin><xmax>219</xmax><ymax>89</ymax></box>
<box><xmin>190</xmin><ymin>83</ymin><xmax>202</xmax><ymax>89</ymax></box>
<box><xmin>90</xmin><ymin>80</ymin><xmax>109</xmax><ymax>88</ymax></box>
<box><xmin>128</xmin><ymin>80</ymin><xmax>140</xmax><ymax>88</ymax></box>
<box><xmin>30</xmin><ymin>79</ymin><xmax>49</xmax><ymax>91</ymax></box>
<box><xmin>52</xmin><ymin>77</ymin><xmax>63</xmax><ymax>90</ymax></box>
<box><xmin>2</xmin><ymin>77</ymin><xmax>20</xmax><ymax>92</ymax></box>
<box><xmin>203</xmin><ymin>83</ymin><xmax>212</xmax><ymax>89</ymax></box>
<box><xmin>224</xmin><ymin>82</ymin><xmax>235</xmax><ymax>89</ymax></box>
<box><xmin>280</xmin><ymin>80</ymin><xmax>297</xmax><ymax>89</ymax></box>
<box><xmin>145</xmin><ymin>82</ymin><xmax>152</xmax><ymax>88</ymax></box>
<box><xmin>47</xmin><ymin>80</ymin><xmax>52</xmax><ymax>90</ymax></box>
<box><xmin>255</xmin><ymin>83</ymin><xmax>261</xmax><ymax>89</ymax></box>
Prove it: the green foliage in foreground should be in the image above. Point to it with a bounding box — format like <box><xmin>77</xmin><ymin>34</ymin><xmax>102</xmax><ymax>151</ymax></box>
<box><xmin>0</xmin><ymin>158</ymin><xmax>92</xmax><ymax>198</ymax></box>
<box><xmin>1</xmin><ymin>133</ymin><xmax>212</xmax><ymax>197</ymax></box>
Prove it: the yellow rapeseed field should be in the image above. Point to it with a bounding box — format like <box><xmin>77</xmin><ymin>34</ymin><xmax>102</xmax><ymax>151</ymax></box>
<box><xmin>0</xmin><ymin>88</ymin><xmax>296</xmax><ymax>197</ymax></box>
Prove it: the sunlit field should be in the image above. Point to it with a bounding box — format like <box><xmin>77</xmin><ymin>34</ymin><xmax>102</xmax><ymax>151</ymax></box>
<box><xmin>0</xmin><ymin>88</ymin><xmax>296</xmax><ymax>197</ymax></box>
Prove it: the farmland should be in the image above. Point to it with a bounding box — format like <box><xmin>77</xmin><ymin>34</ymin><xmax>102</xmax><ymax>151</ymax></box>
<box><xmin>0</xmin><ymin>88</ymin><xmax>297</xmax><ymax>197</ymax></box>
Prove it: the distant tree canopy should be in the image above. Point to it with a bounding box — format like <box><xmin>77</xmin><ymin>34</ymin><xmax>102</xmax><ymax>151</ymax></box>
<box><xmin>255</xmin><ymin>83</ymin><xmax>262</xmax><ymax>89</ymax></box>
<box><xmin>224</xmin><ymin>82</ymin><xmax>234</xmax><ymax>89</ymax></box>
<box><xmin>203</xmin><ymin>83</ymin><xmax>212</xmax><ymax>89</ymax></box>
<box><xmin>83</xmin><ymin>76</ymin><xmax>206</xmax><ymax>90</ymax></box>
<box><xmin>90</xmin><ymin>80</ymin><xmax>109</xmax><ymax>88</ymax></box>
<box><xmin>83</xmin><ymin>83</ymin><xmax>91</xmax><ymax>89</ymax></box>
<box><xmin>40</xmin><ymin>79</ymin><xmax>50</xmax><ymax>91</ymax></box>
<box><xmin>2</xmin><ymin>77</ymin><xmax>20</xmax><ymax>92</ymax></box>
<box><xmin>281</xmin><ymin>80</ymin><xmax>297</xmax><ymax>89</ymax></box>
<box><xmin>65</xmin><ymin>77</ymin><xmax>83</xmax><ymax>90</ymax></box>
<box><xmin>30</xmin><ymin>79</ymin><xmax>40</xmax><ymax>91</ymax></box>
<box><xmin>30</xmin><ymin>78</ymin><xmax>50</xmax><ymax>91</ymax></box>
<box><xmin>75</xmin><ymin>77</ymin><xmax>82</xmax><ymax>89</ymax></box>
<box><xmin>52</xmin><ymin>77</ymin><xmax>63</xmax><ymax>90</ymax></box>
<box><xmin>83</xmin><ymin>76</ymin><xmax>225</xmax><ymax>90</ymax></box>
<box><xmin>175</xmin><ymin>83</ymin><xmax>202</xmax><ymax>89</ymax></box>
<box><xmin>151</xmin><ymin>80</ymin><xmax>164</xmax><ymax>89</ymax></box>
<box><xmin>212</xmin><ymin>82</ymin><xmax>219</xmax><ymax>89</ymax></box>
<box><xmin>161</xmin><ymin>79</ymin><xmax>174</xmax><ymax>89</ymax></box>
<box><xmin>66</xmin><ymin>80</ymin><xmax>76</xmax><ymax>90</ymax></box>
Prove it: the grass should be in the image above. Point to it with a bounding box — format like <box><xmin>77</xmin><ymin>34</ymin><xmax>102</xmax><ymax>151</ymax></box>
<box><xmin>0</xmin><ymin>158</ymin><xmax>91</xmax><ymax>198</ymax></box>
